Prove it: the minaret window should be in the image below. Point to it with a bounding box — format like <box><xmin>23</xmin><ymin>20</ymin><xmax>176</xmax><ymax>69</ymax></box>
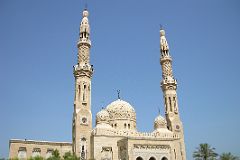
<box><xmin>78</xmin><ymin>85</ymin><xmax>81</xmax><ymax>100</ymax></box>
<box><xmin>124</xmin><ymin>123</ymin><xmax>126</xmax><ymax>128</ymax></box>
<box><xmin>174</xmin><ymin>149</ymin><xmax>176</xmax><ymax>159</ymax></box>
<box><xmin>128</xmin><ymin>124</ymin><xmax>130</xmax><ymax>129</ymax></box>
<box><xmin>173</xmin><ymin>97</ymin><xmax>176</xmax><ymax>108</ymax></box>
<box><xmin>165</xmin><ymin>97</ymin><xmax>168</xmax><ymax>112</ymax></box>
<box><xmin>169</xmin><ymin>97</ymin><xmax>172</xmax><ymax>112</ymax></box>
<box><xmin>80</xmin><ymin>138</ymin><xmax>86</xmax><ymax>160</ymax></box>
<box><xmin>83</xmin><ymin>84</ymin><xmax>87</xmax><ymax>102</ymax></box>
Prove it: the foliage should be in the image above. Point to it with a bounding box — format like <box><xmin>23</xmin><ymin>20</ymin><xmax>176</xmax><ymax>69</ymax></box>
<box><xmin>193</xmin><ymin>143</ymin><xmax>218</xmax><ymax>160</ymax></box>
<box><xmin>63</xmin><ymin>152</ymin><xmax>79</xmax><ymax>160</ymax></box>
<box><xmin>219</xmin><ymin>152</ymin><xmax>239</xmax><ymax>160</ymax></box>
<box><xmin>28</xmin><ymin>156</ymin><xmax>44</xmax><ymax>160</ymax></box>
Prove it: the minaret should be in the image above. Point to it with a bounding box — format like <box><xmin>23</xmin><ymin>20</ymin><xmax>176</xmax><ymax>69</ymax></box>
<box><xmin>72</xmin><ymin>9</ymin><xmax>93</xmax><ymax>159</ymax></box>
<box><xmin>159</xmin><ymin>28</ymin><xmax>186</xmax><ymax>160</ymax></box>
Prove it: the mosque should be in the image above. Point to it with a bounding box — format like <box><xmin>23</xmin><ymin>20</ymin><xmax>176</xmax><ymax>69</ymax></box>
<box><xmin>9</xmin><ymin>9</ymin><xmax>186</xmax><ymax>160</ymax></box>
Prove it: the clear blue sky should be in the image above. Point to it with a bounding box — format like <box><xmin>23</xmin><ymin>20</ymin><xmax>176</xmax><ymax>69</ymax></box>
<box><xmin>0</xmin><ymin>0</ymin><xmax>240</xmax><ymax>159</ymax></box>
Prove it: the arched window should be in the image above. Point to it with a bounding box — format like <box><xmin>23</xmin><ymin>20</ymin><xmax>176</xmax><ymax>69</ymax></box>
<box><xmin>128</xmin><ymin>124</ymin><xmax>130</xmax><ymax>129</ymax></box>
<box><xmin>18</xmin><ymin>147</ymin><xmax>27</xmax><ymax>159</ymax></box>
<box><xmin>149</xmin><ymin>157</ymin><xmax>156</xmax><ymax>160</ymax></box>
<box><xmin>162</xmin><ymin>157</ymin><xmax>168</xmax><ymax>160</ymax></box>
<box><xmin>136</xmin><ymin>157</ymin><xmax>143</xmax><ymax>160</ymax></box>
<box><xmin>32</xmin><ymin>148</ymin><xmax>41</xmax><ymax>157</ymax></box>
<box><xmin>80</xmin><ymin>137</ymin><xmax>87</xmax><ymax>160</ymax></box>
<box><xmin>45</xmin><ymin>149</ymin><xmax>53</xmax><ymax>159</ymax></box>
<box><xmin>124</xmin><ymin>123</ymin><xmax>127</xmax><ymax>128</ymax></box>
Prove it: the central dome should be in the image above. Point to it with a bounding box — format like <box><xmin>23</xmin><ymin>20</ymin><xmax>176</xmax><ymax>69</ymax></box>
<box><xmin>106</xmin><ymin>99</ymin><xmax>136</xmax><ymax>121</ymax></box>
<box><xmin>106</xmin><ymin>99</ymin><xmax>136</xmax><ymax>130</ymax></box>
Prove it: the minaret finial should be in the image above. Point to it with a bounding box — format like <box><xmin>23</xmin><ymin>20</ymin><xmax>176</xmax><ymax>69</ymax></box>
<box><xmin>160</xmin><ymin>24</ymin><xmax>163</xmax><ymax>30</ymax></box>
<box><xmin>84</xmin><ymin>3</ymin><xmax>88</xmax><ymax>10</ymax></box>
<box><xmin>160</xmin><ymin>27</ymin><xmax>170</xmax><ymax>58</ymax></box>
<box><xmin>117</xmin><ymin>90</ymin><xmax>121</xmax><ymax>99</ymax></box>
<box><xmin>78</xmin><ymin>7</ymin><xmax>91</xmax><ymax>47</ymax></box>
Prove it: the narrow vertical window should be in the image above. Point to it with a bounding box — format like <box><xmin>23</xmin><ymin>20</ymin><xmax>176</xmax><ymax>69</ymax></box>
<box><xmin>169</xmin><ymin>97</ymin><xmax>172</xmax><ymax>112</ymax></box>
<box><xmin>83</xmin><ymin>84</ymin><xmax>86</xmax><ymax>101</ymax></box>
<box><xmin>78</xmin><ymin>85</ymin><xmax>81</xmax><ymax>100</ymax></box>
<box><xmin>173</xmin><ymin>97</ymin><xmax>176</xmax><ymax>107</ymax></box>
<box><xmin>165</xmin><ymin>97</ymin><xmax>168</xmax><ymax>112</ymax></box>
<box><xmin>174</xmin><ymin>149</ymin><xmax>176</xmax><ymax>159</ymax></box>
<box><xmin>128</xmin><ymin>124</ymin><xmax>130</xmax><ymax>129</ymax></box>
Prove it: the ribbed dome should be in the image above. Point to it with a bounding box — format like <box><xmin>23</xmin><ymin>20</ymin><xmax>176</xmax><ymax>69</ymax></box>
<box><xmin>154</xmin><ymin>115</ymin><xmax>167</xmax><ymax>129</ymax></box>
<box><xmin>106</xmin><ymin>99</ymin><xmax>136</xmax><ymax>121</ymax></box>
<box><xmin>105</xmin><ymin>99</ymin><xmax>137</xmax><ymax>130</ymax></box>
<box><xmin>96</xmin><ymin>109</ymin><xmax>110</xmax><ymax>124</ymax></box>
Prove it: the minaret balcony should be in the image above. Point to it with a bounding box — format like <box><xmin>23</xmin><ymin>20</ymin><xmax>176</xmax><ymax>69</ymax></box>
<box><xmin>73</xmin><ymin>63</ymin><xmax>93</xmax><ymax>77</ymax></box>
<box><xmin>161</xmin><ymin>78</ymin><xmax>177</xmax><ymax>90</ymax></box>
<box><xmin>77</xmin><ymin>38</ymin><xmax>91</xmax><ymax>47</ymax></box>
<box><xmin>160</xmin><ymin>56</ymin><xmax>172</xmax><ymax>64</ymax></box>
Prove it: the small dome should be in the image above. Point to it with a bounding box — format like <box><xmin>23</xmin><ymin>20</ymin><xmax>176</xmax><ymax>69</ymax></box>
<box><xmin>96</xmin><ymin>109</ymin><xmax>110</xmax><ymax>124</ymax></box>
<box><xmin>106</xmin><ymin>99</ymin><xmax>136</xmax><ymax>121</ymax></box>
<box><xmin>154</xmin><ymin>114</ymin><xmax>167</xmax><ymax>129</ymax></box>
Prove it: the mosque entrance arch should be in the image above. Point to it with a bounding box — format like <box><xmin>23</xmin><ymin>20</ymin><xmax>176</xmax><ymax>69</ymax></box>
<box><xmin>149</xmin><ymin>157</ymin><xmax>156</xmax><ymax>160</ymax></box>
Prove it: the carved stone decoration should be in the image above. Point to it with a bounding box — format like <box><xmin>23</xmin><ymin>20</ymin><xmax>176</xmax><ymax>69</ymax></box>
<box><xmin>79</xmin><ymin>45</ymin><xmax>89</xmax><ymax>64</ymax></box>
<box><xmin>101</xmin><ymin>147</ymin><xmax>112</xmax><ymax>160</ymax></box>
<box><xmin>162</xmin><ymin>61</ymin><xmax>173</xmax><ymax>78</ymax></box>
<box><xmin>133</xmin><ymin>144</ymin><xmax>170</xmax><ymax>150</ymax></box>
<box><xmin>106</xmin><ymin>100</ymin><xmax>136</xmax><ymax>121</ymax></box>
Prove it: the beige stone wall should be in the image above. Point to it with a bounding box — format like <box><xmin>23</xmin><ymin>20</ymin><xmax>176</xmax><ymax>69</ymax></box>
<box><xmin>92</xmin><ymin>135</ymin><xmax>123</xmax><ymax>160</ymax></box>
<box><xmin>9</xmin><ymin>139</ymin><xmax>72</xmax><ymax>159</ymax></box>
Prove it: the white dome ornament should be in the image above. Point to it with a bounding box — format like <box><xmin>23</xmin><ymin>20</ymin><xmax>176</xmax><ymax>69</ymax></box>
<box><xmin>95</xmin><ymin>108</ymin><xmax>113</xmax><ymax>130</ymax></box>
<box><xmin>96</xmin><ymin>108</ymin><xmax>110</xmax><ymax>125</ymax></box>
<box><xmin>154</xmin><ymin>114</ymin><xmax>167</xmax><ymax>130</ymax></box>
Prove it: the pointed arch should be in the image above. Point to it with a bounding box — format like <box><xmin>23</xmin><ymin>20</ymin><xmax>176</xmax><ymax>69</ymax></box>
<box><xmin>136</xmin><ymin>157</ymin><xmax>143</xmax><ymax>160</ymax></box>
<box><xmin>161</xmin><ymin>157</ymin><xmax>168</xmax><ymax>160</ymax></box>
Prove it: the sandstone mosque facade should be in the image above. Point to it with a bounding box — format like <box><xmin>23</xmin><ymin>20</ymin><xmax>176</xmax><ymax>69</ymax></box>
<box><xmin>9</xmin><ymin>9</ymin><xmax>186</xmax><ymax>160</ymax></box>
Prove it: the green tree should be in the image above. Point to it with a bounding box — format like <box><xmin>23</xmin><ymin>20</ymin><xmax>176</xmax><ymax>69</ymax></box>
<box><xmin>220</xmin><ymin>152</ymin><xmax>239</xmax><ymax>160</ymax></box>
<box><xmin>63</xmin><ymin>152</ymin><xmax>78</xmax><ymax>160</ymax></box>
<box><xmin>28</xmin><ymin>156</ymin><xmax>44</xmax><ymax>160</ymax></box>
<box><xmin>193</xmin><ymin>143</ymin><xmax>218</xmax><ymax>160</ymax></box>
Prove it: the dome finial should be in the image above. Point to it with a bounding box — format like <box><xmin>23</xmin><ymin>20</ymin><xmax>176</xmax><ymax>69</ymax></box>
<box><xmin>117</xmin><ymin>89</ymin><xmax>121</xmax><ymax>99</ymax></box>
<box><xmin>158</xmin><ymin>106</ymin><xmax>161</xmax><ymax>115</ymax></box>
